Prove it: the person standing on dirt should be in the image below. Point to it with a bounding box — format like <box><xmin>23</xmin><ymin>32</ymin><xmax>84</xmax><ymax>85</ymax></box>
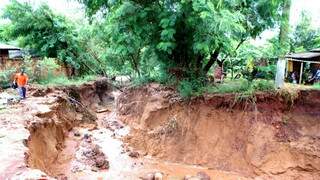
<box><xmin>14</xmin><ymin>69</ymin><xmax>28</xmax><ymax>99</ymax></box>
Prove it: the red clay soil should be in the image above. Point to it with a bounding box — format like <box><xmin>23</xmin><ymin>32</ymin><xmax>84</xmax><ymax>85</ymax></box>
<box><xmin>117</xmin><ymin>83</ymin><xmax>320</xmax><ymax>179</ymax></box>
<box><xmin>26</xmin><ymin>95</ymin><xmax>97</xmax><ymax>177</ymax></box>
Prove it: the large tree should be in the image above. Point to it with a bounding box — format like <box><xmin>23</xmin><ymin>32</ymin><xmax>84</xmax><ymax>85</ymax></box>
<box><xmin>290</xmin><ymin>12</ymin><xmax>320</xmax><ymax>52</ymax></box>
<box><xmin>79</xmin><ymin>0</ymin><xmax>282</xmax><ymax>78</ymax></box>
<box><xmin>279</xmin><ymin>0</ymin><xmax>291</xmax><ymax>54</ymax></box>
<box><xmin>1</xmin><ymin>0</ymin><xmax>92</xmax><ymax>75</ymax></box>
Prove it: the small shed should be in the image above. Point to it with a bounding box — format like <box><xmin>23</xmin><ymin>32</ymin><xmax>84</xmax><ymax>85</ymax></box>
<box><xmin>285</xmin><ymin>50</ymin><xmax>320</xmax><ymax>84</ymax></box>
<box><xmin>0</xmin><ymin>43</ymin><xmax>21</xmax><ymax>64</ymax></box>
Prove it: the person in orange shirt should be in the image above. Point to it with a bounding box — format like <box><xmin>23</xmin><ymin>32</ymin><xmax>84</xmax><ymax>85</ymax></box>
<box><xmin>14</xmin><ymin>69</ymin><xmax>28</xmax><ymax>99</ymax></box>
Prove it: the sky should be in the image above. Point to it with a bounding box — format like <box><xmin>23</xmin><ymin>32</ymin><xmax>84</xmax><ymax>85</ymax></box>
<box><xmin>0</xmin><ymin>0</ymin><xmax>85</xmax><ymax>20</ymax></box>
<box><xmin>1</xmin><ymin>0</ymin><xmax>320</xmax><ymax>44</ymax></box>
<box><xmin>290</xmin><ymin>0</ymin><xmax>320</xmax><ymax>28</ymax></box>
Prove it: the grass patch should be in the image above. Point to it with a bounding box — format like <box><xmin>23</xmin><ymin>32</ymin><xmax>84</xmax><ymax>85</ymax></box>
<box><xmin>206</xmin><ymin>79</ymin><xmax>275</xmax><ymax>94</ymax></box>
<box><xmin>177</xmin><ymin>78</ymin><xmax>275</xmax><ymax>98</ymax></box>
<box><xmin>132</xmin><ymin>73</ymin><xmax>177</xmax><ymax>87</ymax></box>
<box><xmin>314</xmin><ymin>83</ymin><xmax>320</xmax><ymax>89</ymax></box>
<box><xmin>206</xmin><ymin>79</ymin><xmax>250</xmax><ymax>94</ymax></box>
<box><xmin>36</xmin><ymin>75</ymin><xmax>97</xmax><ymax>87</ymax></box>
<box><xmin>178</xmin><ymin>78</ymin><xmax>207</xmax><ymax>98</ymax></box>
<box><xmin>0</xmin><ymin>68</ymin><xmax>16</xmax><ymax>89</ymax></box>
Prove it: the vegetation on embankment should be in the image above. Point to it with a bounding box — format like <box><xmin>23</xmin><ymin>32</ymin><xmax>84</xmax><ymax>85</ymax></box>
<box><xmin>1</xmin><ymin>0</ymin><xmax>320</xmax><ymax>97</ymax></box>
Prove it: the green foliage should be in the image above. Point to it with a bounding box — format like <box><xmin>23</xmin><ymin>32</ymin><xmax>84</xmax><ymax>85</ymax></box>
<box><xmin>278</xmin><ymin>0</ymin><xmax>291</xmax><ymax>55</ymax></box>
<box><xmin>0</xmin><ymin>68</ymin><xmax>16</xmax><ymax>88</ymax></box>
<box><xmin>177</xmin><ymin>78</ymin><xmax>274</xmax><ymax>98</ymax></box>
<box><xmin>178</xmin><ymin>78</ymin><xmax>206</xmax><ymax>98</ymax></box>
<box><xmin>37</xmin><ymin>75</ymin><xmax>97</xmax><ymax>87</ymax></box>
<box><xmin>314</xmin><ymin>83</ymin><xmax>320</xmax><ymax>89</ymax></box>
<box><xmin>20</xmin><ymin>56</ymin><xmax>60</xmax><ymax>83</ymax></box>
<box><xmin>257</xmin><ymin>65</ymin><xmax>276</xmax><ymax>80</ymax></box>
<box><xmin>79</xmin><ymin>0</ymin><xmax>283</xmax><ymax>78</ymax></box>
<box><xmin>1</xmin><ymin>0</ymin><xmax>287</xmax><ymax>97</ymax></box>
<box><xmin>206</xmin><ymin>79</ymin><xmax>274</xmax><ymax>94</ymax></box>
<box><xmin>206</xmin><ymin>79</ymin><xmax>250</xmax><ymax>94</ymax></box>
<box><xmin>1</xmin><ymin>0</ymin><xmax>92</xmax><ymax>74</ymax></box>
<box><xmin>22</xmin><ymin>56</ymin><xmax>37</xmax><ymax>82</ymax></box>
<box><xmin>290</xmin><ymin>12</ymin><xmax>320</xmax><ymax>52</ymax></box>
<box><xmin>132</xmin><ymin>69</ymin><xmax>176</xmax><ymax>87</ymax></box>
<box><xmin>251</xmin><ymin>79</ymin><xmax>275</xmax><ymax>91</ymax></box>
<box><xmin>232</xmin><ymin>79</ymin><xmax>274</xmax><ymax>105</ymax></box>
<box><xmin>226</xmin><ymin>40</ymin><xmax>278</xmax><ymax>81</ymax></box>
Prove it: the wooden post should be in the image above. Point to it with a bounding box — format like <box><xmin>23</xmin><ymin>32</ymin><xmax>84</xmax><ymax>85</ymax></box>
<box><xmin>299</xmin><ymin>61</ymin><xmax>303</xmax><ymax>84</ymax></box>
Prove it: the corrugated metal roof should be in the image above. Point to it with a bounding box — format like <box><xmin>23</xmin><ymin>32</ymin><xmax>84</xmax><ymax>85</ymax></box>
<box><xmin>0</xmin><ymin>43</ymin><xmax>21</xmax><ymax>50</ymax></box>
<box><xmin>285</xmin><ymin>52</ymin><xmax>320</xmax><ymax>60</ymax></box>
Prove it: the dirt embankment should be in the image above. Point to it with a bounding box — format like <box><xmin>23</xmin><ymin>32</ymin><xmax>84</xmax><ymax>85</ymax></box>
<box><xmin>26</xmin><ymin>78</ymin><xmax>116</xmax><ymax>178</ymax></box>
<box><xmin>26</xmin><ymin>78</ymin><xmax>113</xmax><ymax>177</ymax></box>
<box><xmin>117</xmin><ymin>83</ymin><xmax>320</xmax><ymax>179</ymax></box>
<box><xmin>30</xmin><ymin>77</ymin><xmax>115</xmax><ymax>111</ymax></box>
<box><xmin>26</xmin><ymin>95</ymin><xmax>97</xmax><ymax>176</ymax></box>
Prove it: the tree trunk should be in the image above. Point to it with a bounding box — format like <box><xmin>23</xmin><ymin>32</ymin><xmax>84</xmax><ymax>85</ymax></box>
<box><xmin>203</xmin><ymin>48</ymin><xmax>220</xmax><ymax>74</ymax></box>
<box><xmin>129</xmin><ymin>54</ymin><xmax>141</xmax><ymax>77</ymax></box>
<box><xmin>279</xmin><ymin>0</ymin><xmax>291</xmax><ymax>54</ymax></box>
<box><xmin>195</xmin><ymin>54</ymin><xmax>204</xmax><ymax>76</ymax></box>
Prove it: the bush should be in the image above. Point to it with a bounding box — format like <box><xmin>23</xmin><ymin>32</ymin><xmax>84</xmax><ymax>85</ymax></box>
<box><xmin>206</xmin><ymin>79</ymin><xmax>274</xmax><ymax>94</ymax></box>
<box><xmin>178</xmin><ymin>80</ymin><xmax>194</xmax><ymax>97</ymax></box>
<box><xmin>251</xmin><ymin>79</ymin><xmax>275</xmax><ymax>91</ymax></box>
<box><xmin>314</xmin><ymin>83</ymin><xmax>320</xmax><ymax>89</ymax></box>
<box><xmin>178</xmin><ymin>78</ymin><xmax>206</xmax><ymax>98</ymax></box>
<box><xmin>132</xmin><ymin>76</ymin><xmax>152</xmax><ymax>86</ymax></box>
<box><xmin>22</xmin><ymin>56</ymin><xmax>60</xmax><ymax>83</ymax></box>
<box><xmin>256</xmin><ymin>65</ymin><xmax>276</xmax><ymax>80</ymax></box>
<box><xmin>206</xmin><ymin>79</ymin><xmax>250</xmax><ymax>94</ymax></box>
<box><xmin>37</xmin><ymin>75</ymin><xmax>97</xmax><ymax>87</ymax></box>
<box><xmin>0</xmin><ymin>68</ymin><xmax>16</xmax><ymax>88</ymax></box>
<box><xmin>132</xmin><ymin>71</ymin><xmax>177</xmax><ymax>87</ymax></box>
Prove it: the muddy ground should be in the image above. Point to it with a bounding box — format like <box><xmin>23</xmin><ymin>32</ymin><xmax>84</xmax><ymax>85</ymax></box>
<box><xmin>0</xmin><ymin>79</ymin><xmax>319</xmax><ymax>180</ymax></box>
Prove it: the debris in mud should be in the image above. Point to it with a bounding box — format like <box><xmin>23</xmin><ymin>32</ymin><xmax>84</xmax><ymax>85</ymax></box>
<box><xmin>128</xmin><ymin>151</ymin><xmax>140</xmax><ymax>158</ymax></box>
<box><xmin>73</xmin><ymin>130</ymin><xmax>81</xmax><ymax>137</ymax></box>
<box><xmin>154</xmin><ymin>172</ymin><xmax>164</xmax><ymax>180</ymax></box>
<box><xmin>55</xmin><ymin>174</ymin><xmax>68</xmax><ymax>180</ymax></box>
<box><xmin>140</xmin><ymin>172</ymin><xmax>163</xmax><ymax>180</ymax></box>
<box><xmin>105</xmin><ymin>119</ymin><xmax>124</xmax><ymax>131</ymax></box>
<box><xmin>140</xmin><ymin>172</ymin><xmax>155</xmax><ymax>180</ymax></box>
<box><xmin>184</xmin><ymin>171</ymin><xmax>211</xmax><ymax>180</ymax></box>
<box><xmin>31</xmin><ymin>88</ymin><xmax>52</xmax><ymax>97</ymax></box>
<box><xmin>71</xmin><ymin>133</ymin><xmax>109</xmax><ymax>173</ymax></box>
<box><xmin>149</xmin><ymin>116</ymin><xmax>179</xmax><ymax>136</ymax></box>
<box><xmin>6</xmin><ymin>97</ymin><xmax>20</xmax><ymax>105</ymax></box>
<box><xmin>96</xmin><ymin>108</ymin><xmax>111</xmax><ymax>113</ymax></box>
<box><xmin>196</xmin><ymin>172</ymin><xmax>211</xmax><ymax>180</ymax></box>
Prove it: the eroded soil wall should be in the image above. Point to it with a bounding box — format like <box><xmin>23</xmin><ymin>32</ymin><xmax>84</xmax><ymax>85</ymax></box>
<box><xmin>117</xmin><ymin>84</ymin><xmax>320</xmax><ymax>179</ymax></box>
<box><xmin>26</xmin><ymin>96</ymin><xmax>97</xmax><ymax>176</ymax></box>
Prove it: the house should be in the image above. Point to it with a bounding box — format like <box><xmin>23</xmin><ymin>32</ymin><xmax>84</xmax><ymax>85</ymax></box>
<box><xmin>0</xmin><ymin>43</ymin><xmax>21</xmax><ymax>59</ymax></box>
<box><xmin>0</xmin><ymin>43</ymin><xmax>22</xmax><ymax>69</ymax></box>
<box><xmin>285</xmin><ymin>50</ymin><xmax>320</xmax><ymax>84</ymax></box>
